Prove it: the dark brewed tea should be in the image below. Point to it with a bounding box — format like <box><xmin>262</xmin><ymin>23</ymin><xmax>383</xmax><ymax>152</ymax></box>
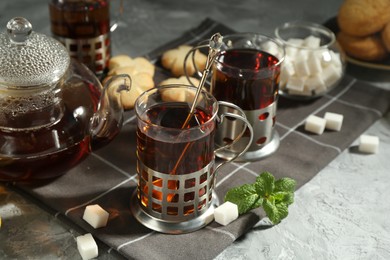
<box><xmin>0</xmin><ymin>81</ymin><xmax>104</xmax><ymax>181</ymax></box>
<box><xmin>137</xmin><ymin>103</ymin><xmax>215</xmax><ymax>213</ymax></box>
<box><xmin>49</xmin><ymin>0</ymin><xmax>110</xmax><ymax>74</ymax></box>
<box><xmin>137</xmin><ymin>104</ymin><xmax>215</xmax><ymax>175</ymax></box>
<box><xmin>49</xmin><ymin>0</ymin><xmax>110</xmax><ymax>38</ymax></box>
<box><xmin>211</xmin><ymin>48</ymin><xmax>281</xmax><ymax>110</ymax></box>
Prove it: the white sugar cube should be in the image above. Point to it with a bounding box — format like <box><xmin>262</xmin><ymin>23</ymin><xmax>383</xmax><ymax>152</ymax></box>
<box><xmin>287</xmin><ymin>38</ymin><xmax>304</xmax><ymax>47</ymax></box>
<box><xmin>262</xmin><ymin>40</ymin><xmax>280</xmax><ymax>56</ymax></box>
<box><xmin>286</xmin><ymin>76</ymin><xmax>306</xmax><ymax>91</ymax></box>
<box><xmin>322</xmin><ymin>64</ymin><xmax>342</xmax><ymax>88</ymax></box>
<box><xmin>285</xmin><ymin>46</ymin><xmax>298</xmax><ymax>58</ymax></box>
<box><xmin>305</xmin><ymin>74</ymin><xmax>326</xmax><ymax>91</ymax></box>
<box><xmin>294</xmin><ymin>57</ymin><xmax>311</xmax><ymax>77</ymax></box>
<box><xmin>319</xmin><ymin>50</ymin><xmax>333</xmax><ymax>66</ymax></box>
<box><xmin>305</xmin><ymin>115</ymin><xmax>326</xmax><ymax>135</ymax></box>
<box><xmin>77</xmin><ymin>233</ymin><xmax>98</xmax><ymax>260</ymax></box>
<box><xmin>314</xmin><ymin>84</ymin><xmax>328</xmax><ymax>95</ymax></box>
<box><xmin>330</xmin><ymin>50</ymin><xmax>342</xmax><ymax>68</ymax></box>
<box><xmin>83</xmin><ymin>204</ymin><xmax>109</xmax><ymax>229</ymax></box>
<box><xmin>214</xmin><ymin>201</ymin><xmax>239</xmax><ymax>226</ymax></box>
<box><xmin>358</xmin><ymin>135</ymin><xmax>379</xmax><ymax>154</ymax></box>
<box><xmin>288</xmin><ymin>88</ymin><xmax>313</xmax><ymax>96</ymax></box>
<box><xmin>304</xmin><ymin>35</ymin><xmax>321</xmax><ymax>48</ymax></box>
<box><xmin>280</xmin><ymin>59</ymin><xmax>296</xmax><ymax>89</ymax></box>
<box><xmin>307</xmin><ymin>52</ymin><xmax>323</xmax><ymax>75</ymax></box>
<box><xmin>313</xmin><ymin>49</ymin><xmax>326</xmax><ymax>59</ymax></box>
<box><xmin>282</xmin><ymin>59</ymin><xmax>295</xmax><ymax>76</ymax></box>
<box><xmin>297</xmin><ymin>49</ymin><xmax>310</xmax><ymax>60</ymax></box>
<box><xmin>324</xmin><ymin>112</ymin><xmax>343</xmax><ymax>131</ymax></box>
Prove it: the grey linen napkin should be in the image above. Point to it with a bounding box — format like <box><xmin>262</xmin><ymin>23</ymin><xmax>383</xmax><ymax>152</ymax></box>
<box><xmin>12</xmin><ymin>19</ymin><xmax>390</xmax><ymax>260</ymax></box>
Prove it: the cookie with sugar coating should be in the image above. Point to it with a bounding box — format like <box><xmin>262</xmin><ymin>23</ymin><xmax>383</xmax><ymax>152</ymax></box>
<box><xmin>159</xmin><ymin>76</ymin><xmax>206</xmax><ymax>103</ymax></box>
<box><xmin>337</xmin><ymin>0</ymin><xmax>390</xmax><ymax>37</ymax></box>
<box><xmin>161</xmin><ymin>45</ymin><xmax>207</xmax><ymax>77</ymax></box>
<box><xmin>132</xmin><ymin>57</ymin><xmax>155</xmax><ymax>77</ymax></box>
<box><xmin>109</xmin><ymin>56</ymin><xmax>155</xmax><ymax>77</ymax></box>
<box><xmin>133</xmin><ymin>72</ymin><xmax>155</xmax><ymax>91</ymax></box>
<box><xmin>120</xmin><ymin>85</ymin><xmax>144</xmax><ymax>109</ymax></box>
<box><xmin>160</xmin><ymin>87</ymin><xmax>198</xmax><ymax>103</ymax></box>
<box><xmin>158</xmin><ymin>76</ymin><xmax>200</xmax><ymax>87</ymax></box>
<box><xmin>108</xmin><ymin>55</ymin><xmax>134</xmax><ymax>70</ymax></box>
<box><xmin>104</xmin><ymin>55</ymin><xmax>156</xmax><ymax>110</ymax></box>
<box><xmin>337</xmin><ymin>31</ymin><xmax>388</xmax><ymax>61</ymax></box>
<box><xmin>109</xmin><ymin>66</ymin><xmax>154</xmax><ymax>91</ymax></box>
<box><xmin>103</xmin><ymin>75</ymin><xmax>144</xmax><ymax>109</ymax></box>
<box><xmin>108</xmin><ymin>65</ymin><xmax>136</xmax><ymax>76</ymax></box>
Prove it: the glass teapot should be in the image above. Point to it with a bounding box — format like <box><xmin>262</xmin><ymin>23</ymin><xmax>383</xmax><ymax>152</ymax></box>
<box><xmin>0</xmin><ymin>17</ymin><xmax>131</xmax><ymax>181</ymax></box>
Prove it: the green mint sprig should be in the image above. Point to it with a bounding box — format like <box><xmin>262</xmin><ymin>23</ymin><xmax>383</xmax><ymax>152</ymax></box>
<box><xmin>224</xmin><ymin>171</ymin><xmax>296</xmax><ymax>224</ymax></box>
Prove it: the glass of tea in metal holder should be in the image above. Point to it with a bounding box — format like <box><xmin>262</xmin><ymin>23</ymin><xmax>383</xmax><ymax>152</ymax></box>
<box><xmin>49</xmin><ymin>0</ymin><xmax>118</xmax><ymax>76</ymax></box>
<box><xmin>186</xmin><ymin>33</ymin><xmax>285</xmax><ymax>161</ymax></box>
<box><xmin>131</xmin><ymin>84</ymin><xmax>253</xmax><ymax>234</ymax></box>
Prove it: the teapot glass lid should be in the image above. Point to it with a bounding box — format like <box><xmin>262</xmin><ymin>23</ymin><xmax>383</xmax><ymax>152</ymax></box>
<box><xmin>0</xmin><ymin>17</ymin><xmax>70</xmax><ymax>87</ymax></box>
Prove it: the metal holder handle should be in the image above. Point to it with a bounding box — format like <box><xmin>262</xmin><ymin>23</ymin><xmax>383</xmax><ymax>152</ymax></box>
<box><xmin>214</xmin><ymin>101</ymin><xmax>254</xmax><ymax>172</ymax></box>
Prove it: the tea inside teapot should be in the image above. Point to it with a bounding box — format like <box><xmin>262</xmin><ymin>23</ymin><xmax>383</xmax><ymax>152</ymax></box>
<box><xmin>0</xmin><ymin>17</ymin><xmax>130</xmax><ymax>181</ymax></box>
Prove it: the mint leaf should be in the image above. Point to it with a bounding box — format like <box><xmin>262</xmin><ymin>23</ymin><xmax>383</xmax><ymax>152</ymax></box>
<box><xmin>224</xmin><ymin>183</ymin><xmax>263</xmax><ymax>214</ymax></box>
<box><xmin>275</xmin><ymin>203</ymin><xmax>289</xmax><ymax>221</ymax></box>
<box><xmin>224</xmin><ymin>171</ymin><xmax>296</xmax><ymax>225</ymax></box>
<box><xmin>274</xmin><ymin>178</ymin><xmax>296</xmax><ymax>193</ymax></box>
<box><xmin>273</xmin><ymin>191</ymin><xmax>294</xmax><ymax>205</ymax></box>
<box><xmin>262</xmin><ymin>198</ymin><xmax>278</xmax><ymax>223</ymax></box>
<box><xmin>255</xmin><ymin>171</ymin><xmax>275</xmax><ymax>197</ymax></box>
<box><xmin>262</xmin><ymin>198</ymin><xmax>289</xmax><ymax>224</ymax></box>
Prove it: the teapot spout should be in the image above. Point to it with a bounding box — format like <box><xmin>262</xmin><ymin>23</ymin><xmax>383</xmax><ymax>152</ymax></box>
<box><xmin>90</xmin><ymin>74</ymin><xmax>131</xmax><ymax>149</ymax></box>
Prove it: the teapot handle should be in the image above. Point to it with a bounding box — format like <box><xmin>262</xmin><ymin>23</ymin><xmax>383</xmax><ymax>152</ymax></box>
<box><xmin>89</xmin><ymin>74</ymin><xmax>131</xmax><ymax>149</ymax></box>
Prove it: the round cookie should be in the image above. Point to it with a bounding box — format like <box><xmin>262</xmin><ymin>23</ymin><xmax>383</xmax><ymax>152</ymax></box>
<box><xmin>337</xmin><ymin>31</ymin><xmax>388</xmax><ymax>61</ymax></box>
<box><xmin>158</xmin><ymin>76</ymin><xmax>205</xmax><ymax>103</ymax></box>
<box><xmin>161</xmin><ymin>45</ymin><xmax>207</xmax><ymax>77</ymax></box>
<box><xmin>160</xmin><ymin>87</ymin><xmax>196</xmax><ymax>103</ymax></box>
<box><xmin>132</xmin><ymin>57</ymin><xmax>155</xmax><ymax>77</ymax></box>
<box><xmin>108</xmin><ymin>55</ymin><xmax>134</xmax><ymax>70</ymax></box>
<box><xmin>104</xmin><ymin>55</ymin><xmax>156</xmax><ymax>109</ymax></box>
<box><xmin>120</xmin><ymin>86</ymin><xmax>143</xmax><ymax>109</ymax></box>
<box><xmin>338</xmin><ymin>0</ymin><xmax>390</xmax><ymax>37</ymax></box>
<box><xmin>108</xmin><ymin>66</ymin><xmax>154</xmax><ymax>91</ymax></box>
<box><xmin>103</xmin><ymin>75</ymin><xmax>144</xmax><ymax>110</ymax></box>
<box><xmin>159</xmin><ymin>76</ymin><xmax>200</xmax><ymax>87</ymax></box>
<box><xmin>381</xmin><ymin>22</ymin><xmax>390</xmax><ymax>51</ymax></box>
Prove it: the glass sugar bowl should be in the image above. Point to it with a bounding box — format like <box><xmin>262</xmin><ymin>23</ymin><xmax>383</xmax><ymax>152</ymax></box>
<box><xmin>275</xmin><ymin>21</ymin><xmax>346</xmax><ymax>99</ymax></box>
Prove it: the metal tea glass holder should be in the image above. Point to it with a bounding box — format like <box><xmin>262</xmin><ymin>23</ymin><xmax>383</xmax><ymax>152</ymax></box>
<box><xmin>184</xmin><ymin>33</ymin><xmax>285</xmax><ymax>162</ymax></box>
<box><xmin>131</xmin><ymin>160</ymin><xmax>219</xmax><ymax>234</ymax></box>
<box><xmin>131</xmin><ymin>33</ymin><xmax>253</xmax><ymax>234</ymax></box>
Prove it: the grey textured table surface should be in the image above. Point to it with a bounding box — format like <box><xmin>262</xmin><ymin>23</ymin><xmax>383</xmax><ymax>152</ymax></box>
<box><xmin>1</xmin><ymin>0</ymin><xmax>390</xmax><ymax>259</ymax></box>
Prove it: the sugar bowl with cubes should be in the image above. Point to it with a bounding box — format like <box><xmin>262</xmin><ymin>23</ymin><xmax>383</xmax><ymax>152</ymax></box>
<box><xmin>275</xmin><ymin>21</ymin><xmax>346</xmax><ymax>99</ymax></box>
